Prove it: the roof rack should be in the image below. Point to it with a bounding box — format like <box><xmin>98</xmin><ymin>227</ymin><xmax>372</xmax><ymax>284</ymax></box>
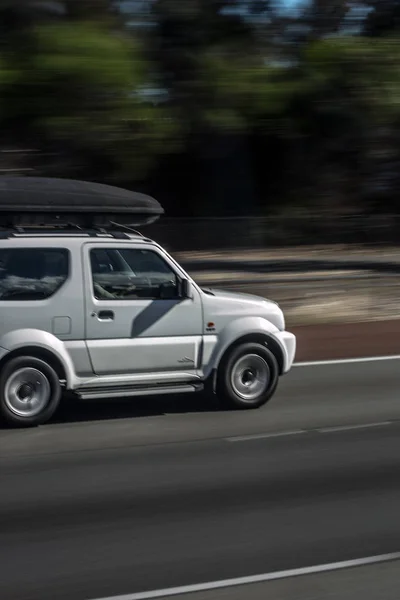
<box><xmin>0</xmin><ymin>224</ymin><xmax>151</xmax><ymax>241</ymax></box>
<box><xmin>108</xmin><ymin>221</ymin><xmax>145</xmax><ymax>237</ymax></box>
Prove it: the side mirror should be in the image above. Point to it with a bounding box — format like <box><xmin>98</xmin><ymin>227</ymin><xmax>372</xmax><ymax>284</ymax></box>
<box><xmin>180</xmin><ymin>278</ymin><xmax>191</xmax><ymax>299</ymax></box>
<box><xmin>159</xmin><ymin>281</ymin><xmax>178</xmax><ymax>299</ymax></box>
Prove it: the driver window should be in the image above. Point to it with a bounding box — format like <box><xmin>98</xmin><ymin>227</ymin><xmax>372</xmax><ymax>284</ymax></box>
<box><xmin>90</xmin><ymin>248</ymin><xmax>178</xmax><ymax>300</ymax></box>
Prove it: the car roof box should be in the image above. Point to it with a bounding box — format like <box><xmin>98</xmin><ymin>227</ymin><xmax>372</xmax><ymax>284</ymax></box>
<box><xmin>0</xmin><ymin>177</ymin><xmax>164</xmax><ymax>228</ymax></box>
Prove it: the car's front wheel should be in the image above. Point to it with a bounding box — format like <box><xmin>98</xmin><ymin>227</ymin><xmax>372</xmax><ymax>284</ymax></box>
<box><xmin>217</xmin><ymin>342</ymin><xmax>279</xmax><ymax>409</ymax></box>
<box><xmin>0</xmin><ymin>356</ymin><xmax>61</xmax><ymax>427</ymax></box>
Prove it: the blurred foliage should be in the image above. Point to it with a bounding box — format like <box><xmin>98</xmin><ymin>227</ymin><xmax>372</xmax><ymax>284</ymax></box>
<box><xmin>0</xmin><ymin>0</ymin><xmax>399</xmax><ymax>214</ymax></box>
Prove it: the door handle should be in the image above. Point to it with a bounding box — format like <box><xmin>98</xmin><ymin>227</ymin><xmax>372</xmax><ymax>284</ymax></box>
<box><xmin>97</xmin><ymin>310</ymin><xmax>114</xmax><ymax>321</ymax></box>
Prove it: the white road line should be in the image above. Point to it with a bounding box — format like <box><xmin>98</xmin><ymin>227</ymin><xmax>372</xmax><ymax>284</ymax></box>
<box><xmin>317</xmin><ymin>421</ymin><xmax>392</xmax><ymax>433</ymax></box>
<box><xmin>226</xmin><ymin>430</ymin><xmax>305</xmax><ymax>442</ymax></box>
<box><xmin>295</xmin><ymin>354</ymin><xmax>400</xmax><ymax>367</ymax></box>
<box><xmin>226</xmin><ymin>421</ymin><xmax>395</xmax><ymax>442</ymax></box>
<box><xmin>89</xmin><ymin>552</ymin><xmax>400</xmax><ymax>600</ymax></box>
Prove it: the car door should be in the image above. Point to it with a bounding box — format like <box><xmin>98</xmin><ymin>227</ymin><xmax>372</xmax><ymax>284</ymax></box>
<box><xmin>83</xmin><ymin>242</ymin><xmax>203</xmax><ymax>377</ymax></box>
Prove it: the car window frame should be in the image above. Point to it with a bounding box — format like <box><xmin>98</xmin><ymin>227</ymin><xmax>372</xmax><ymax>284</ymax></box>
<box><xmin>0</xmin><ymin>246</ymin><xmax>71</xmax><ymax>302</ymax></box>
<box><xmin>89</xmin><ymin>246</ymin><xmax>180</xmax><ymax>302</ymax></box>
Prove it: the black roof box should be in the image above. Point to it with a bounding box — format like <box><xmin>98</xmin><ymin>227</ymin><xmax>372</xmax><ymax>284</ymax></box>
<box><xmin>0</xmin><ymin>177</ymin><xmax>164</xmax><ymax>228</ymax></box>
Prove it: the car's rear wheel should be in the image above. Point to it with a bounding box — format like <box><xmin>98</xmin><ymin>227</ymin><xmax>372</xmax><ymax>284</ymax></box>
<box><xmin>0</xmin><ymin>356</ymin><xmax>61</xmax><ymax>427</ymax></box>
<box><xmin>217</xmin><ymin>342</ymin><xmax>279</xmax><ymax>409</ymax></box>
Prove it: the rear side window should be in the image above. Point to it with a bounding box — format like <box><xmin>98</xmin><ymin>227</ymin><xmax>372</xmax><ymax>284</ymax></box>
<box><xmin>0</xmin><ymin>248</ymin><xmax>69</xmax><ymax>301</ymax></box>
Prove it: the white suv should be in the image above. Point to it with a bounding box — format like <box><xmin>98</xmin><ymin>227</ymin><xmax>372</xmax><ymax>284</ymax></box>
<box><xmin>0</xmin><ymin>178</ymin><xmax>296</xmax><ymax>427</ymax></box>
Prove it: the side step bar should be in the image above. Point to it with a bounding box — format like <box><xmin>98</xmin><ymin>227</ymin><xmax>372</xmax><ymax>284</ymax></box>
<box><xmin>76</xmin><ymin>382</ymin><xmax>204</xmax><ymax>401</ymax></box>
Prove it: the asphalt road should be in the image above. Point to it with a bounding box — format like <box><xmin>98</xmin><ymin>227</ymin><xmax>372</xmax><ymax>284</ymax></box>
<box><xmin>1</xmin><ymin>359</ymin><xmax>400</xmax><ymax>600</ymax></box>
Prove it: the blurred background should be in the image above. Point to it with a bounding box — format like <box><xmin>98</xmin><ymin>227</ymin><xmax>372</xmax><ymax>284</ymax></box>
<box><xmin>1</xmin><ymin>0</ymin><xmax>400</xmax><ymax>326</ymax></box>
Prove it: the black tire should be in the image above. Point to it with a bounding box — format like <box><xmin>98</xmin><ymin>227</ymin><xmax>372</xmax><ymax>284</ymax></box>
<box><xmin>0</xmin><ymin>356</ymin><xmax>61</xmax><ymax>427</ymax></box>
<box><xmin>217</xmin><ymin>342</ymin><xmax>279</xmax><ymax>410</ymax></box>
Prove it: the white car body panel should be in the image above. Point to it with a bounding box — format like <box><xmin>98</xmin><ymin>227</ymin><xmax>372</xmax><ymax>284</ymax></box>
<box><xmin>82</xmin><ymin>242</ymin><xmax>203</xmax><ymax>377</ymax></box>
<box><xmin>0</xmin><ymin>234</ymin><xmax>296</xmax><ymax>397</ymax></box>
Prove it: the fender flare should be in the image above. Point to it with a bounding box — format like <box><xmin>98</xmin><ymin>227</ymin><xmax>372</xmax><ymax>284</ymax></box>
<box><xmin>203</xmin><ymin>316</ymin><xmax>283</xmax><ymax>381</ymax></box>
<box><xmin>0</xmin><ymin>329</ymin><xmax>76</xmax><ymax>387</ymax></box>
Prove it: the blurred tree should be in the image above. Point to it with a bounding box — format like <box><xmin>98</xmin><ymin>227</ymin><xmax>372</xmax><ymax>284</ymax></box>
<box><xmin>0</xmin><ymin>0</ymin><xmax>399</xmax><ymax>219</ymax></box>
<box><xmin>0</xmin><ymin>17</ymin><xmax>180</xmax><ymax>182</ymax></box>
<box><xmin>63</xmin><ymin>0</ymin><xmax>118</xmax><ymax>18</ymax></box>
<box><xmin>0</xmin><ymin>0</ymin><xmax>65</xmax><ymax>35</ymax></box>
<box><xmin>301</xmin><ymin>0</ymin><xmax>352</xmax><ymax>38</ymax></box>
<box><xmin>145</xmin><ymin>0</ymin><xmax>279</xmax><ymax>214</ymax></box>
<box><xmin>0</xmin><ymin>0</ymin><xmax>125</xmax><ymax>35</ymax></box>
<box><xmin>363</xmin><ymin>0</ymin><xmax>400</xmax><ymax>37</ymax></box>
<box><xmin>272</xmin><ymin>36</ymin><xmax>400</xmax><ymax>212</ymax></box>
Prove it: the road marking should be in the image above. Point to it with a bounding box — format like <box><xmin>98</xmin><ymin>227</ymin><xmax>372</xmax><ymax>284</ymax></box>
<box><xmin>295</xmin><ymin>354</ymin><xmax>400</xmax><ymax>367</ymax></box>
<box><xmin>225</xmin><ymin>421</ymin><xmax>394</xmax><ymax>442</ymax></box>
<box><xmin>317</xmin><ymin>421</ymin><xmax>391</xmax><ymax>433</ymax></box>
<box><xmin>226</xmin><ymin>430</ymin><xmax>305</xmax><ymax>442</ymax></box>
<box><xmin>89</xmin><ymin>552</ymin><xmax>400</xmax><ymax>600</ymax></box>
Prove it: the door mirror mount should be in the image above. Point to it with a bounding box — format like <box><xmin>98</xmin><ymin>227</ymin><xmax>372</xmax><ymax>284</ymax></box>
<box><xmin>180</xmin><ymin>278</ymin><xmax>191</xmax><ymax>299</ymax></box>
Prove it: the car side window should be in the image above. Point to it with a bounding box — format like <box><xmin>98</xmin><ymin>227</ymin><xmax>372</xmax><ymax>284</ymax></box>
<box><xmin>0</xmin><ymin>248</ymin><xmax>69</xmax><ymax>301</ymax></box>
<box><xmin>90</xmin><ymin>248</ymin><xmax>179</xmax><ymax>300</ymax></box>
